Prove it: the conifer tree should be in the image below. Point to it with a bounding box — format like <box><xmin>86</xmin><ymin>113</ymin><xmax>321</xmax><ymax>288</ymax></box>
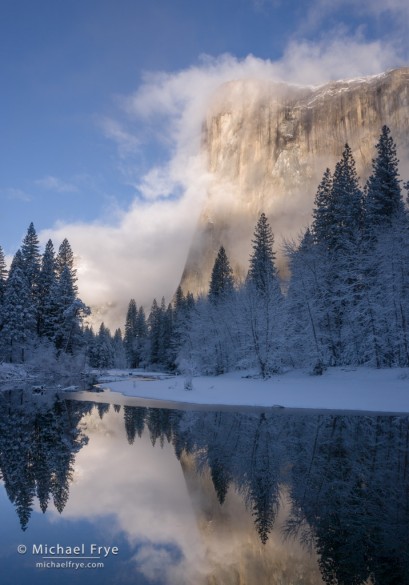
<box><xmin>285</xmin><ymin>229</ymin><xmax>327</xmax><ymax>369</ymax></box>
<box><xmin>0</xmin><ymin>245</ymin><xmax>7</xmax><ymax>304</ymax></box>
<box><xmin>51</xmin><ymin>266</ymin><xmax>88</xmax><ymax>352</ymax></box>
<box><xmin>364</xmin><ymin>125</ymin><xmax>405</xmax><ymax>232</ymax></box>
<box><xmin>8</xmin><ymin>249</ymin><xmax>24</xmax><ymax>277</ymax></box>
<box><xmin>94</xmin><ymin>323</ymin><xmax>114</xmax><ymax>368</ymax></box>
<box><xmin>37</xmin><ymin>239</ymin><xmax>57</xmax><ymax>337</ymax></box>
<box><xmin>243</xmin><ymin>214</ymin><xmax>283</xmax><ymax>377</ymax></box>
<box><xmin>148</xmin><ymin>298</ymin><xmax>162</xmax><ymax>365</ymax></box>
<box><xmin>247</xmin><ymin>213</ymin><xmax>280</xmax><ymax>297</ymax></box>
<box><xmin>56</xmin><ymin>238</ymin><xmax>77</xmax><ymax>292</ymax></box>
<box><xmin>208</xmin><ymin>246</ymin><xmax>235</xmax><ymax>303</ymax></box>
<box><xmin>312</xmin><ymin>168</ymin><xmax>333</xmax><ymax>246</ymax></box>
<box><xmin>0</xmin><ymin>266</ymin><xmax>37</xmax><ymax>362</ymax></box>
<box><xmin>113</xmin><ymin>328</ymin><xmax>127</xmax><ymax>368</ymax></box>
<box><xmin>21</xmin><ymin>222</ymin><xmax>41</xmax><ymax>299</ymax></box>
<box><xmin>124</xmin><ymin>299</ymin><xmax>138</xmax><ymax>367</ymax></box>
<box><xmin>174</xmin><ymin>285</ymin><xmax>186</xmax><ymax>315</ymax></box>
<box><xmin>328</xmin><ymin>144</ymin><xmax>362</xmax><ymax>253</ymax></box>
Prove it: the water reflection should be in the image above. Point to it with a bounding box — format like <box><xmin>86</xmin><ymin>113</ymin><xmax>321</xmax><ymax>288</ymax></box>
<box><xmin>0</xmin><ymin>388</ymin><xmax>90</xmax><ymax>530</ymax></box>
<box><xmin>0</xmin><ymin>389</ymin><xmax>408</xmax><ymax>585</ymax></box>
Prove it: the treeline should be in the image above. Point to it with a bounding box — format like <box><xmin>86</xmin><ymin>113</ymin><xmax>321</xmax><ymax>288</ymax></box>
<box><xmin>114</xmin><ymin>125</ymin><xmax>409</xmax><ymax>376</ymax></box>
<box><xmin>6</xmin><ymin>127</ymin><xmax>407</xmax><ymax>376</ymax></box>
<box><xmin>0</xmin><ymin>225</ymin><xmax>89</xmax><ymax>364</ymax></box>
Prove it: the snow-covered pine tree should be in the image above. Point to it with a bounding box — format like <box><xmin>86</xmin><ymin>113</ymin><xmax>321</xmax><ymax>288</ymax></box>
<box><xmin>364</xmin><ymin>125</ymin><xmax>405</xmax><ymax>233</ymax></box>
<box><xmin>243</xmin><ymin>213</ymin><xmax>283</xmax><ymax>377</ymax></box>
<box><xmin>124</xmin><ymin>299</ymin><xmax>138</xmax><ymax>367</ymax></box>
<box><xmin>8</xmin><ymin>248</ymin><xmax>24</xmax><ymax>276</ymax></box>
<box><xmin>148</xmin><ymin>298</ymin><xmax>162</xmax><ymax>365</ymax></box>
<box><xmin>50</xmin><ymin>265</ymin><xmax>89</xmax><ymax>353</ymax></box>
<box><xmin>360</xmin><ymin>127</ymin><xmax>409</xmax><ymax>366</ymax></box>
<box><xmin>56</xmin><ymin>238</ymin><xmax>78</xmax><ymax>292</ymax></box>
<box><xmin>313</xmin><ymin>145</ymin><xmax>363</xmax><ymax>365</ymax></box>
<box><xmin>94</xmin><ymin>323</ymin><xmax>114</xmax><ymax>369</ymax></box>
<box><xmin>208</xmin><ymin>246</ymin><xmax>235</xmax><ymax>303</ymax></box>
<box><xmin>311</xmin><ymin>168</ymin><xmax>333</xmax><ymax>247</ymax></box>
<box><xmin>0</xmin><ymin>265</ymin><xmax>37</xmax><ymax>362</ymax></box>
<box><xmin>328</xmin><ymin>144</ymin><xmax>362</xmax><ymax>254</ymax></box>
<box><xmin>247</xmin><ymin>213</ymin><xmax>281</xmax><ymax>298</ymax></box>
<box><xmin>112</xmin><ymin>328</ymin><xmax>127</xmax><ymax>368</ymax></box>
<box><xmin>0</xmin><ymin>245</ymin><xmax>7</xmax><ymax>304</ymax></box>
<box><xmin>37</xmin><ymin>239</ymin><xmax>57</xmax><ymax>338</ymax></box>
<box><xmin>123</xmin><ymin>303</ymin><xmax>149</xmax><ymax>369</ymax></box>
<box><xmin>21</xmin><ymin>222</ymin><xmax>41</xmax><ymax>301</ymax></box>
<box><xmin>284</xmin><ymin>229</ymin><xmax>328</xmax><ymax>370</ymax></box>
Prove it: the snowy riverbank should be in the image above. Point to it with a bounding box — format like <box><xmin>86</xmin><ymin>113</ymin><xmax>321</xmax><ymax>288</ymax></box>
<box><xmin>96</xmin><ymin>367</ymin><xmax>409</xmax><ymax>414</ymax></box>
<box><xmin>1</xmin><ymin>363</ymin><xmax>408</xmax><ymax>413</ymax></box>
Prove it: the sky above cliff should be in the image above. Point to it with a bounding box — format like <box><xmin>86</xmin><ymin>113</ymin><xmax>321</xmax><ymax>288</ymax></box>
<box><xmin>1</xmin><ymin>0</ymin><xmax>409</xmax><ymax>325</ymax></box>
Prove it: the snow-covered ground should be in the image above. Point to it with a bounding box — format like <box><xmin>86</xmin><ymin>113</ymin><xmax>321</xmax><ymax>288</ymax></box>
<box><xmin>97</xmin><ymin>367</ymin><xmax>409</xmax><ymax>414</ymax></box>
<box><xmin>1</xmin><ymin>363</ymin><xmax>407</xmax><ymax>413</ymax></box>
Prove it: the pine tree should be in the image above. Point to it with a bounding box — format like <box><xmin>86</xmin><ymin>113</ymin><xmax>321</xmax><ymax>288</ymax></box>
<box><xmin>51</xmin><ymin>266</ymin><xmax>88</xmax><ymax>352</ymax></box>
<box><xmin>0</xmin><ymin>245</ymin><xmax>8</xmax><ymax>304</ymax></box>
<box><xmin>8</xmin><ymin>249</ymin><xmax>24</xmax><ymax>277</ymax></box>
<box><xmin>208</xmin><ymin>246</ymin><xmax>235</xmax><ymax>303</ymax></box>
<box><xmin>37</xmin><ymin>239</ymin><xmax>57</xmax><ymax>337</ymax></box>
<box><xmin>328</xmin><ymin>144</ymin><xmax>362</xmax><ymax>253</ymax></box>
<box><xmin>360</xmin><ymin>128</ymin><xmax>409</xmax><ymax>366</ymax></box>
<box><xmin>94</xmin><ymin>323</ymin><xmax>114</xmax><ymax>368</ymax></box>
<box><xmin>56</xmin><ymin>238</ymin><xmax>77</xmax><ymax>292</ymax></box>
<box><xmin>312</xmin><ymin>168</ymin><xmax>333</xmax><ymax>246</ymax></box>
<box><xmin>364</xmin><ymin>126</ymin><xmax>405</xmax><ymax>232</ymax></box>
<box><xmin>112</xmin><ymin>328</ymin><xmax>127</xmax><ymax>368</ymax></box>
<box><xmin>21</xmin><ymin>222</ymin><xmax>41</xmax><ymax>299</ymax></box>
<box><xmin>0</xmin><ymin>266</ymin><xmax>37</xmax><ymax>362</ymax></box>
<box><xmin>174</xmin><ymin>285</ymin><xmax>186</xmax><ymax>315</ymax></box>
<box><xmin>148</xmin><ymin>298</ymin><xmax>163</xmax><ymax>365</ymax></box>
<box><xmin>309</xmin><ymin>146</ymin><xmax>363</xmax><ymax>365</ymax></box>
<box><xmin>247</xmin><ymin>213</ymin><xmax>280</xmax><ymax>297</ymax></box>
<box><xmin>284</xmin><ymin>229</ymin><xmax>327</xmax><ymax>369</ymax></box>
<box><xmin>243</xmin><ymin>214</ymin><xmax>283</xmax><ymax>377</ymax></box>
<box><xmin>124</xmin><ymin>299</ymin><xmax>138</xmax><ymax>367</ymax></box>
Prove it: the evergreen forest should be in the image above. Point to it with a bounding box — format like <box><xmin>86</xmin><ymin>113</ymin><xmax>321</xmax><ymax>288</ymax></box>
<box><xmin>1</xmin><ymin>126</ymin><xmax>409</xmax><ymax>378</ymax></box>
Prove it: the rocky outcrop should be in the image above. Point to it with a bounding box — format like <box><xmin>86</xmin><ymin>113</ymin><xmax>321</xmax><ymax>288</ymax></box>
<box><xmin>180</xmin><ymin>68</ymin><xmax>409</xmax><ymax>294</ymax></box>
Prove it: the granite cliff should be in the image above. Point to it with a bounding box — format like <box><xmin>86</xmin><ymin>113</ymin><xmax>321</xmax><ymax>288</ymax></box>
<box><xmin>180</xmin><ymin>67</ymin><xmax>409</xmax><ymax>294</ymax></box>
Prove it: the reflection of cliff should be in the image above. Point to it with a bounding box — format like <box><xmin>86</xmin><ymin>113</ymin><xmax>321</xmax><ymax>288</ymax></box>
<box><xmin>181</xmin><ymin>68</ymin><xmax>409</xmax><ymax>293</ymax></box>
<box><xmin>120</xmin><ymin>404</ymin><xmax>409</xmax><ymax>585</ymax></box>
<box><xmin>0</xmin><ymin>389</ymin><xmax>91</xmax><ymax>530</ymax></box>
<box><xmin>179</xmin><ymin>450</ymin><xmax>323</xmax><ymax>585</ymax></box>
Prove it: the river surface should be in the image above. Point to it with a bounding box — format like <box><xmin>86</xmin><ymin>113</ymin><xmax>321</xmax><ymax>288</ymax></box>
<box><xmin>0</xmin><ymin>386</ymin><xmax>408</xmax><ymax>585</ymax></box>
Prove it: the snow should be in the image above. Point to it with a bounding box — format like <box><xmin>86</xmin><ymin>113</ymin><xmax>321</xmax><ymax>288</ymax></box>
<box><xmin>0</xmin><ymin>363</ymin><xmax>31</xmax><ymax>383</ymax></box>
<box><xmin>97</xmin><ymin>367</ymin><xmax>409</xmax><ymax>414</ymax></box>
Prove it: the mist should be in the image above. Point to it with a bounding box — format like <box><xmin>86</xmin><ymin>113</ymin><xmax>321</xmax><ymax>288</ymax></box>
<box><xmin>41</xmin><ymin>33</ymin><xmax>406</xmax><ymax>330</ymax></box>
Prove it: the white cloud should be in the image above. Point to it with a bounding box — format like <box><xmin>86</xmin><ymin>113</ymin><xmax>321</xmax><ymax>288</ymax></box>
<box><xmin>98</xmin><ymin>116</ymin><xmax>140</xmax><ymax>158</ymax></box>
<box><xmin>47</xmin><ymin>408</ymin><xmax>323</xmax><ymax>585</ymax></box>
<box><xmin>36</xmin><ymin>175</ymin><xmax>78</xmax><ymax>193</ymax></box>
<box><xmin>276</xmin><ymin>33</ymin><xmax>403</xmax><ymax>84</ymax></box>
<box><xmin>316</xmin><ymin>0</ymin><xmax>409</xmax><ymax>19</ymax></box>
<box><xmin>3</xmin><ymin>187</ymin><xmax>31</xmax><ymax>202</ymax></box>
<box><xmin>43</xmin><ymin>30</ymin><xmax>406</xmax><ymax>328</ymax></box>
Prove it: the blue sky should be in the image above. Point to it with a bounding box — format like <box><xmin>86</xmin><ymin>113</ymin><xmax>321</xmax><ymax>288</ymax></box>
<box><xmin>1</xmin><ymin>0</ymin><xmax>408</xmax><ymax>325</ymax></box>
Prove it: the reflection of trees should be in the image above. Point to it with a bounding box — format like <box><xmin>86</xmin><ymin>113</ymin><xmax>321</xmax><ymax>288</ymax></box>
<box><xmin>124</xmin><ymin>406</ymin><xmax>147</xmax><ymax>444</ymax></box>
<box><xmin>287</xmin><ymin>415</ymin><xmax>409</xmax><ymax>585</ymax></box>
<box><xmin>0</xmin><ymin>390</ymin><xmax>90</xmax><ymax>530</ymax></box>
<box><xmin>119</xmin><ymin>404</ymin><xmax>409</xmax><ymax>585</ymax></box>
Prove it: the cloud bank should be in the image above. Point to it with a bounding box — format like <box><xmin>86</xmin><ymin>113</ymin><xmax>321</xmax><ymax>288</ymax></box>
<box><xmin>42</xmin><ymin>24</ymin><xmax>406</xmax><ymax>329</ymax></box>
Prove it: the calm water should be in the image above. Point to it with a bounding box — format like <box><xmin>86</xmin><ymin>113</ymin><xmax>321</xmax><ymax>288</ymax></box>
<box><xmin>0</xmin><ymin>387</ymin><xmax>408</xmax><ymax>585</ymax></box>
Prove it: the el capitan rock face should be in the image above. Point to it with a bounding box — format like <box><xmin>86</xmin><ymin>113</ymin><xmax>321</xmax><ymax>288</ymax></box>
<box><xmin>180</xmin><ymin>67</ymin><xmax>409</xmax><ymax>294</ymax></box>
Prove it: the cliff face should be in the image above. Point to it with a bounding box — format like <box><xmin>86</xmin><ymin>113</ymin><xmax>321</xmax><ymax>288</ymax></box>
<box><xmin>180</xmin><ymin>67</ymin><xmax>409</xmax><ymax>294</ymax></box>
